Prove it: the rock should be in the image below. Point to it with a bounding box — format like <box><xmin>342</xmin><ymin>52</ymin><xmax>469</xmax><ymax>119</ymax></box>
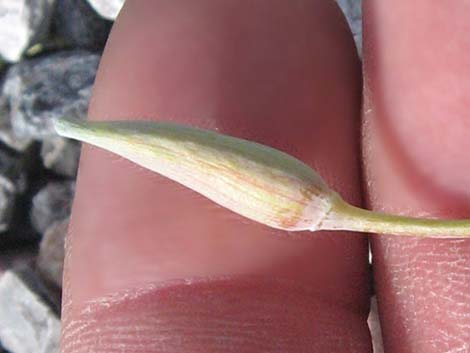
<box><xmin>37</xmin><ymin>219</ymin><xmax>68</xmax><ymax>288</ymax></box>
<box><xmin>86</xmin><ymin>0</ymin><xmax>125</xmax><ymax>20</ymax></box>
<box><xmin>2</xmin><ymin>51</ymin><xmax>100</xmax><ymax>139</ymax></box>
<box><xmin>54</xmin><ymin>0</ymin><xmax>112</xmax><ymax>50</ymax></box>
<box><xmin>0</xmin><ymin>247</ymin><xmax>37</xmax><ymax>277</ymax></box>
<box><xmin>41</xmin><ymin>136</ymin><xmax>80</xmax><ymax>177</ymax></box>
<box><xmin>0</xmin><ymin>342</ymin><xmax>8</xmax><ymax>352</ymax></box>
<box><xmin>0</xmin><ymin>268</ymin><xmax>60</xmax><ymax>353</ymax></box>
<box><xmin>0</xmin><ymin>141</ymin><xmax>48</xmax><ymax>247</ymax></box>
<box><xmin>31</xmin><ymin>181</ymin><xmax>75</xmax><ymax>234</ymax></box>
<box><xmin>0</xmin><ymin>147</ymin><xmax>28</xmax><ymax>194</ymax></box>
<box><xmin>0</xmin><ymin>118</ymin><xmax>34</xmax><ymax>153</ymax></box>
<box><xmin>0</xmin><ymin>147</ymin><xmax>29</xmax><ymax>233</ymax></box>
<box><xmin>0</xmin><ymin>0</ymin><xmax>56</xmax><ymax>62</ymax></box>
<box><xmin>336</xmin><ymin>0</ymin><xmax>363</xmax><ymax>55</ymax></box>
<box><xmin>0</xmin><ymin>83</ymin><xmax>33</xmax><ymax>152</ymax></box>
<box><xmin>0</xmin><ymin>180</ymin><xmax>15</xmax><ymax>234</ymax></box>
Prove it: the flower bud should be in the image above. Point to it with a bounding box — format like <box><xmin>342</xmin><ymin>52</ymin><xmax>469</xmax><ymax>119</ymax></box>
<box><xmin>54</xmin><ymin>118</ymin><xmax>339</xmax><ymax>231</ymax></box>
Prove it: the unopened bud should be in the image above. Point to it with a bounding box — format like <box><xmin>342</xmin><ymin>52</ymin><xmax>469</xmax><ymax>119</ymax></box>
<box><xmin>54</xmin><ymin>118</ymin><xmax>470</xmax><ymax>238</ymax></box>
<box><xmin>54</xmin><ymin>118</ymin><xmax>338</xmax><ymax>231</ymax></box>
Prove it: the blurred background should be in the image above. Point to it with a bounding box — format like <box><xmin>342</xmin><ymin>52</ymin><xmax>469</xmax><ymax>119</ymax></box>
<box><xmin>0</xmin><ymin>1</ymin><xmax>364</xmax><ymax>352</ymax></box>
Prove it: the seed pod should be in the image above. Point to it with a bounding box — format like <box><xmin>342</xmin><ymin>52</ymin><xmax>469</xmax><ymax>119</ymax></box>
<box><xmin>54</xmin><ymin>118</ymin><xmax>339</xmax><ymax>231</ymax></box>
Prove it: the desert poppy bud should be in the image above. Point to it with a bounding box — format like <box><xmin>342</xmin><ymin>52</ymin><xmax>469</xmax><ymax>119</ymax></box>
<box><xmin>53</xmin><ymin>118</ymin><xmax>339</xmax><ymax>232</ymax></box>
<box><xmin>54</xmin><ymin>118</ymin><xmax>470</xmax><ymax>238</ymax></box>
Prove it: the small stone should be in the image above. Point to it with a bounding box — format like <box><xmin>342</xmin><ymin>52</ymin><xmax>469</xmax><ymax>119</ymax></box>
<box><xmin>0</xmin><ymin>181</ymin><xmax>15</xmax><ymax>234</ymax></box>
<box><xmin>0</xmin><ymin>147</ymin><xmax>28</xmax><ymax>194</ymax></box>
<box><xmin>0</xmin><ymin>88</ymin><xmax>33</xmax><ymax>152</ymax></box>
<box><xmin>0</xmin><ymin>0</ymin><xmax>55</xmax><ymax>62</ymax></box>
<box><xmin>31</xmin><ymin>181</ymin><xmax>75</xmax><ymax>234</ymax></box>
<box><xmin>54</xmin><ymin>0</ymin><xmax>112</xmax><ymax>50</ymax></box>
<box><xmin>0</xmin><ymin>247</ymin><xmax>37</xmax><ymax>277</ymax></box>
<box><xmin>0</xmin><ymin>342</ymin><xmax>8</xmax><ymax>352</ymax></box>
<box><xmin>0</xmin><ymin>268</ymin><xmax>60</xmax><ymax>353</ymax></box>
<box><xmin>41</xmin><ymin>136</ymin><xmax>80</xmax><ymax>177</ymax></box>
<box><xmin>0</xmin><ymin>147</ymin><xmax>29</xmax><ymax>232</ymax></box>
<box><xmin>86</xmin><ymin>0</ymin><xmax>125</xmax><ymax>20</ymax></box>
<box><xmin>336</xmin><ymin>0</ymin><xmax>363</xmax><ymax>55</ymax></box>
<box><xmin>0</xmin><ymin>118</ymin><xmax>34</xmax><ymax>153</ymax></box>
<box><xmin>36</xmin><ymin>219</ymin><xmax>68</xmax><ymax>288</ymax></box>
<box><xmin>2</xmin><ymin>51</ymin><xmax>100</xmax><ymax>139</ymax></box>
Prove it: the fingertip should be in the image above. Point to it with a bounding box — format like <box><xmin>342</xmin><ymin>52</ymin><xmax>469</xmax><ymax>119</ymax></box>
<box><xmin>63</xmin><ymin>1</ymin><xmax>370</xmax><ymax>352</ymax></box>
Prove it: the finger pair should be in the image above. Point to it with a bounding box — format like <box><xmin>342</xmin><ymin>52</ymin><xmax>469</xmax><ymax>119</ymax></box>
<box><xmin>61</xmin><ymin>1</ymin><xmax>470</xmax><ymax>352</ymax></box>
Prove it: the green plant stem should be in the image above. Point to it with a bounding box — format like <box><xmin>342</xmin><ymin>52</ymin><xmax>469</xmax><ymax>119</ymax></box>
<box><xmin>321</xmin><ymin>197</ymin><xmax>470</xmax><ymax>238</ymax></box>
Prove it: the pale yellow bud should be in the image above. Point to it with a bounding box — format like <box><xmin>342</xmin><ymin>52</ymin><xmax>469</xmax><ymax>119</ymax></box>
<box><xmin>54</xmin><ymin>118</ymin><xmax>470</xmax><ymax>238</ymax></box>
<box><xmin>54</xmin><ymin>118</ymin><xmax>338</xmax><ymax>231</ymax></box>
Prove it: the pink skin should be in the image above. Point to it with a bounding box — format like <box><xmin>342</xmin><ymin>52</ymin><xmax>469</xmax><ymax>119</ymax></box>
<box><xmin>364</xmin><ymin>0</ymin><xmax>470</xmax><ymax>352</ymax></box>
<box><xmin>62</xmin><ymin>0</ymin><xmax>369</xmax><ymax>352</ymax></box>
<box><xmin>60</xmin><ymin>0</ymin><xmax>470</xmax><ymax>352</ymax></box>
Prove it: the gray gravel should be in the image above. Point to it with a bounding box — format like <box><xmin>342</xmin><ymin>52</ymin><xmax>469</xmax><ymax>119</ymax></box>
<box><xmin>337</xmin><ymin>0</ymin><xmax>363</xmax><ymax>55</ymax></box>
<box><xmin>2</xmin><ymin>50</ymin><xmax>100</xmax><ymax>139</ymax></box>
<box><xmin>0</xmin><ymin>0</ymin><xmax>55</xmax><ymax>62</ymax></box>
<box><xmin>41</xmin><ymin>136</ymin><xmax>80</xmax><ymax>177</ymax></box>
<box><xmin>31</xmin><ymin>181</ymin><xmax>75</xmax><ymax>235</ymax></box>
<box><xmin>0</xmin><ymin>98</ymin><xmax>33</xmax><ymax>152</ymax></box>
<box><xmin>86</xmin><ymin>0</ymin><xmax>125</xmax><ymax>20</ymax></box>
<box><xmin>0</xmin><ymin>268</ymin><xmax>60</xmax><ymax>353</ymax></box>
<box><xmin>55</xmin><ymin>0</ymin><xmax>112</xmax><ymax>50</ymax></box>
<box><xmin>0</xmin><ymin>147</ymin><xmax>28</xmax><ymax>233</ymax></box>
<box><xmin>37</xmin><ymin>219</ymin><xmax>68</xmax><ymax>288</ymax></box>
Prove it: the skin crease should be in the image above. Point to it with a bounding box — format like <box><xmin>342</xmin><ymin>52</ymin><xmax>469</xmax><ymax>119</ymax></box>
<box><xmin>363</xmin><ymin>0</ymin><xmax>470</xmax><ymax>352</ymax></box>
<box><xmin>61</xmin><ymin>1</ymin><xmax>371</xmax><ymax>353</ymax></box>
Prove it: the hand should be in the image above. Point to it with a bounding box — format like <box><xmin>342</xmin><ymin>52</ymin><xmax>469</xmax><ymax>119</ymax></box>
<box><xmin>60</xmin><ymin>1</ymin><xmax>470</xmax><ymax>352</ymax></box>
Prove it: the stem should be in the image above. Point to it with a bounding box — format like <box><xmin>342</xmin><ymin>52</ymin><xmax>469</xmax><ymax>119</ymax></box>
<box><xmin>321</xmin><ymin>197</ymin><xmax>470</xmax><ymax>238</ymax></box>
